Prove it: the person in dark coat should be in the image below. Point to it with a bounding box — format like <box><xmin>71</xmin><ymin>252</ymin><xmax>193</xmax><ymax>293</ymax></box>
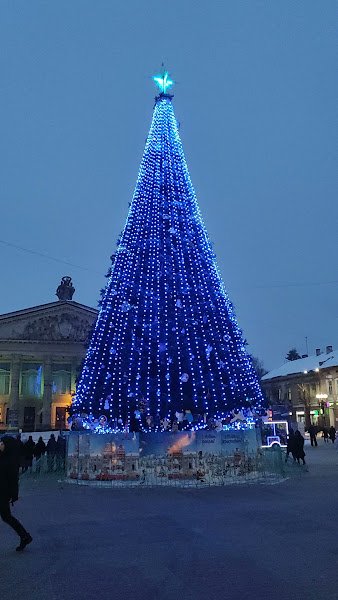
<box><xmin>34</xmin><ymin>436</ymin><xmax>46</xmax><ymax>460</ymax></box>
<box><xmin>322</xmin><ymin>427</ymin><xmax>329</xmax><ymax>443</ymax></box>
<box><xmin>34</xmin><ymin>436</ymin><xmax>46</xmax><ymax>472</ymax></box>
<box><xmin>0</xmin><ymin>436</ymin><xmax>32</xmax><ymax>551</ymax></box>
<box><xmin>285</xmin><ymin>427</ymin><xmax>296</xmax><ymax>463</ymax></box>
<box><xmin>47</xmin><ymin>434</ymin><xmax>57</xmax><ymax>472</ymax></box>
<box><xmin>23</xmin><ymin>436</ymin><xmax>36</xmax><ymax>471</ymax></box>
<box><xmin>329</xmin><ymin>426</ymin><xmax>336</xmax><ymax>444</ymax></box>
<box><xmin>307</xmin><ymin>424</ymin><xmax>318</xmax><ymax>447</ymax></box>
<box><xmin>56</xmin><ymin>434</ymin><xmax>66</xmax><ymax>471</ymax></box>
<box><xmin>294</xmin><ymin>430</ymin><xmax>306</xmax><ymax>465</ymax></box>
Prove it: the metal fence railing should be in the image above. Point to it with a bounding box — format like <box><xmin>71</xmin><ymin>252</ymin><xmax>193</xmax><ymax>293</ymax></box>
<box><xmin>20</xmin><ymin>454</ymin><xmax>66</xmax><ymax>478</ymax></box>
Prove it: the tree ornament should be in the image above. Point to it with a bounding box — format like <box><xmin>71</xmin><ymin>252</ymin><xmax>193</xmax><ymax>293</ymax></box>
<box><xmin>153</xmin><ymin>70</ymin><xmax>174</xmax><ymax>94</ymax></box>
<box><xmin>206</xmin><ymin>344</ymin><xmax>213</xmax><ymax>359</ymax></box>
<box><xmin>121</xmin><ymin>301</ymin><xmax>133</xmax><ymax>312</ymax></box>
<box><xmin>161</xmin><ymin>417</ymin><xmax>170</xmax><ymax>430</ymax></box>
<box><xmin>184</xmin><ymin>409</ymin><xmax>193</xmax><ymax>423</ymax></box>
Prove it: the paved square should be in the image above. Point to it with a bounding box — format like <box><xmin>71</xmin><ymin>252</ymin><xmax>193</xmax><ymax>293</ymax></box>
<box><xmin>1</xmin><ymin>441</ymin><xmax>337</xmax><ymax>600</ymax></box>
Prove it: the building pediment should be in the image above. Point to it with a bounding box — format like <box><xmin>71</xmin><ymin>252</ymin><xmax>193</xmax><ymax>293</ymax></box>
<box><xmin>0</xmin><ymin>301</ymin><xmax>98</xmax><ymax>343</ymax></box>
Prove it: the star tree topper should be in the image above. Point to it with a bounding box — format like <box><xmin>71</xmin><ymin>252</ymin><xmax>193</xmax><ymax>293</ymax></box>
<box><xmin>153</xmin><ymin>70</ymin><xmax>174</xmax><ymax>94</ymax></box>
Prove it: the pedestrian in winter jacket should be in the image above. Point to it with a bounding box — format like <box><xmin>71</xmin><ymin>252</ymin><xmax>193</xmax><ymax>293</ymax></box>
<box><xmin>23</xmin><ymin>436</ymin><xmax>35</xmax><ymax>471</ymax></box>
<box><xmin>322</xmin><ymin>427</ymin><xmax>329</xmax><ymax>443</ymax></box>
<box><xmin>56</xmin><ymin>435</ymin><xmax>66</xmax><ymax>471</ymax></box>
<box><xmin>285</xmin><ymin>428</ymin><xmax>296</xmax><ymax>463</ymax></box>
<box><xmin>294</xmin><ymin>430</ymin><xmax>306</xmax><ymax>465</ymax></box>
<box><xmin>47</xmin><ymin>434</ymin><xmax>57</xmax><ymax>472</ymax></box>
<box><xmin>329</xmin><ymin>426</ymin><xmax>336</xmax><ymax>443</ymax></box>
<box><xmin>34</xmin><ymin>437</ymin><xmax>46</xmax><ymax>460</ymax></box>
<box><xmin>307</xmin><ymin>424</ymin><xmax>318</xmax><ymax>447</ymax></box>
<box><xmin>0</xmin><ymin>436</ymin><xmax>32</xmax><ymax>551</ymax></box>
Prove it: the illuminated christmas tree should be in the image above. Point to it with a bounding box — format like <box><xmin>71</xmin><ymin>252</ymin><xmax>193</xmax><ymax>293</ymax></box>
<box><xmin>73</xmin><ymin>71</ymin><xmax>264</xmax><ymax>431</ymax></box>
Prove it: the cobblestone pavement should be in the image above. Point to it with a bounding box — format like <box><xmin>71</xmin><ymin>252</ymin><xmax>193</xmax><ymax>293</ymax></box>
<box><xmin>1</xmin><ymin>439</ymin><xmax>337</xmax><ymax>600</ymax></box>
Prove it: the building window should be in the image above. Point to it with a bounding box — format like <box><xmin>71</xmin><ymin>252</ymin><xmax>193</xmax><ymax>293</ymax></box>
<box><xmin>20</xmin><ymin>363</ymin><xmax>43</xmax><ymax>398</ymax></box>
<box><xmin>328</xmin><ymin>380</ymin><xmax>333</xmax><ymax>396</ymax></box>
<box><xmin>52</xmin><ymin>365</ymin><xmax>71</xmax><ymax>395</ymax></box>
<box><xmin>0</xmin><ymin>363</ymin><xmax>10</xmax><ymax>395</ymax></box>
<box><xmin>278</xmin><ymin>389</ymin><xmax>282</xmax><ymax>401</ymax></box>
<box><xmin>288</xmin><ymin>389</ymin><xmax>292</xmax><ymax>401</ymax></box>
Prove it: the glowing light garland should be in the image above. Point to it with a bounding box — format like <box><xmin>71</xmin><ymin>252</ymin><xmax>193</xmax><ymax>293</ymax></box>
<box><xmin>72</xmin><ymin>72</ymin><xmax>264</xmax><ymax>433</ymax></box>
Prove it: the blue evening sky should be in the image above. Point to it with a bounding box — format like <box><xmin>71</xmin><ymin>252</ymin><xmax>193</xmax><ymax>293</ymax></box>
<box><xmin>0</xmin><ymin>1</ymin><xmax>337</xmax><ymax>370</ymax></box>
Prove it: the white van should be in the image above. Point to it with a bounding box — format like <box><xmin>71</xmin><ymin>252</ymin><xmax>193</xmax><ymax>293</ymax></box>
<box><xmin>260</xmin><ymin>421</ymin><xmax>289</xmax><ymax>448</ymax></box>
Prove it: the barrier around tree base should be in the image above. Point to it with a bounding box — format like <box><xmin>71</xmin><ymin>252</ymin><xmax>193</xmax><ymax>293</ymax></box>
<box><xmin>63</xmin><ymin>429</ymin><xmax>287</xmax><ymax>487</ymax></box>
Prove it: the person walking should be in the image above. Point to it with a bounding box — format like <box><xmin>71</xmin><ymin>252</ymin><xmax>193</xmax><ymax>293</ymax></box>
<box><xmin>34</xmin><ymin>436</ymin><xmax>46</xmax><ymax>460</ymax></box>
<box><xmin>285</xmin><ymin>427</ymin><xmax>296</xmax><ymax>463</ymax></box>
<box><xmin>307</xmin><ymin>423</ymin><xmax>318</xmax><ymax>447</ymax></box>
<box><xmin>56</xmin><ymin>434</ymin><xmax>66</xmax><ymax>471</ymax></box>
<box><xmin>0</xmin><ymin>436</ymin><xmax>32</xmax><ymax>551</ymax></box>
<box><xmin>322</xmin><ymin>427</ymin><xmax>329</xmax><ymax>443</ymax></box>
<box><xmin>329</xmin><ymin>426</ymin><xmax>336</xmax><ymax>444</ymax></box>
<box><xmin>294</xmin><ymin>430</ymin><xmax>306</xmax><ymax>465</ymax></box>
<box><xmin>34</xmin><ymin>436</ymin><xmax>46</xmax><ymax>472</ymax></box>
<box><xmin>23</xmin><ymin>436</ymin><xmax>35</xmax><ymax>472</ymax></box>
<box><xmin>47</xmin><ymin>434</ymin><xmax>57</xmax><ymax>472</ymax></box>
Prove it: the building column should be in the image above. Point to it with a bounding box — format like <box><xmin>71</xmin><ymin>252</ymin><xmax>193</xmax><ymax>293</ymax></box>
<box><xmin>71</xmin><ymin>360</ymin><xmax>79</xmax><ymax>395</ymax></box>
<box><xmin>8</xmin><ymin>356</ymin><xmax>21</xmax><ymax>428</ymax></box>
<box><xmin>42</xmin><ymin>358</ymin><xmax>53</xmax><ymax>429</ymax></box>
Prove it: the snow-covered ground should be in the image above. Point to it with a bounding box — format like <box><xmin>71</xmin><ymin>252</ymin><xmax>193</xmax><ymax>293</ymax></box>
<box><xmin>1</xmin><ymin>439</ymin><xmax>337</xmax><ymax>600</ymax></box>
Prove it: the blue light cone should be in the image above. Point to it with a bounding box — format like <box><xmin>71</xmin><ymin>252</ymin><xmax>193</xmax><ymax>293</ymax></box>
<box><xmin>73</xmin><ymin>93</ymin><xmax>264</xmax><ymax>431</ymax></box>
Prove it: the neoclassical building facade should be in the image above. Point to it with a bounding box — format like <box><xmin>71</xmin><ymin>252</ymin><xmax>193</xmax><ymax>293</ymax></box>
<box><xmin>0</xmin><ymin>278</ymin><xmax>97</xmax><ymax>431</ymax></box>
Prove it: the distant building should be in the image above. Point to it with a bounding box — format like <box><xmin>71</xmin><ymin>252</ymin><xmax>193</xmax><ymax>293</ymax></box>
<box><xmin>261</xmin><ymin>346</ymin><xmax>338</xmax><ymax>428</ymax></box>
<box><xmin>0</xmin><ymin>278</ymin><xmax>97</xmax><ymax>431</ymax></box>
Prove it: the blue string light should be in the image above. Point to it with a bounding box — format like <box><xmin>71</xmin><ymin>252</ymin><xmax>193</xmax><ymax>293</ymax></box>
<box><xmin>72</xmin><ymin>73</ymin><xmax>264</xmax><ymax>432</ymax></box>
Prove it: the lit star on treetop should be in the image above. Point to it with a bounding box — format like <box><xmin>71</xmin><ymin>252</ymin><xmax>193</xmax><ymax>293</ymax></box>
<box><xmin>153</xmin><ymin>71</ymin><xmax>174</xmax><ymax>94</ymax></box>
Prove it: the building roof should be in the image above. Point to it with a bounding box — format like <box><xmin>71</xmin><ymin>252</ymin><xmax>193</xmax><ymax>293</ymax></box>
<box><xmin>262</xmin><ymin>350</ymin><xmax>338</xmax><ymax>381</ymax></box>
<box><xmin>0</xmin><ymin>300</ymin><xmax>98</xmax><ymax>322</ymax></box>
<box><xmin>0</xmin><ymin>300</ymin><xmax>98</xmax><ymax>346</ymax></box>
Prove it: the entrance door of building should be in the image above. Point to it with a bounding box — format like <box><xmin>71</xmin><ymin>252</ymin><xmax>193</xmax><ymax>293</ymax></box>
<box><xmin>23</xmin><ymin>407</ymin><xmax>36</xmax><ymax>430</ymax></box>
<box><xmin>55</xmin><ymin>407</ymin><xmax>66</xmax><ymax>429</ymax></box>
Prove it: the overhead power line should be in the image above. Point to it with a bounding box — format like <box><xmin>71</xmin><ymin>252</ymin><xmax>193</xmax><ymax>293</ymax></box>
<box><xmin>0</xmin><ymin>238</ymin><xmax>102</xmax><ymax>275</ymax></box>
<box><xmin>0</xmin><ymin>238</ymin><xmax>336</xmax><ymax>290</ymax></box>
